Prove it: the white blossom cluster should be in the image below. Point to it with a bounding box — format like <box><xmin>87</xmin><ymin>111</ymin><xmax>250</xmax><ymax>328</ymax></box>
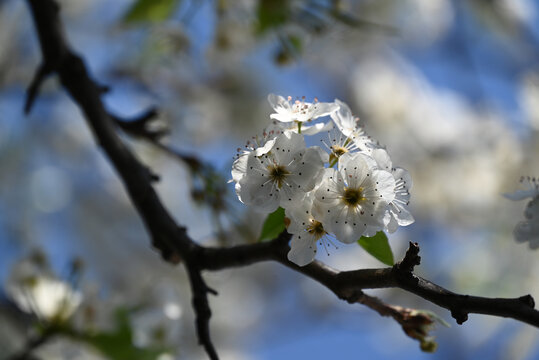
<box><xmin>5</xmin><ymin>257</ymin><xmax>82</xmax><ymax>323</ymax></box>
<box><xmin>231</xmin><ymin>95</ymin><xmax>414</xmax><ymax>266</ymax></box>
<box><xmin>504</xmin><ymin>176</ymin><xmax>539</xmax><ymax>248</ymax></box>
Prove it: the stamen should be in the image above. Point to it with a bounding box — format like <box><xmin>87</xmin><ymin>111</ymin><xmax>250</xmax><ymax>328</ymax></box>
<box><xmin>342</xmin><ymin>187</ymin><xmax>366</xmax><ymax>206</ymax></box>
<box><xmin>267</xmin><ymin>164</ymin><xmax>290</xmax><ymax>188</ymax></box>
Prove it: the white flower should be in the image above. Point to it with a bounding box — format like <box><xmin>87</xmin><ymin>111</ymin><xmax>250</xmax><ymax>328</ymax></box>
<box><xmin>504</xmin><ymin>176</ymin><xmax>539</xmax><ymax>200</ymax></box>
<box><xmin>386</xmin><ymin>167</ymin><xmax>414</xmax><ymax>231</ymax></box>
<box><xmin>314</xmin><ymin>153</ymin><xmax>396</xmax><ymax>243</ymax></box>
<box><xmin>285</xmin><ymin>193</ymin><xmax>337</xmax><ymax>266</ymax></box>
<box><xmin>368</xmin><ymin>148</ymin><xmax>415</xmax><ymax>234</ymax></box>
<box><xmin>237</xmin><ymin>131</ymin><xmax>327</xmax><ymax>212</ymax></box>
<box><xmin>231</xmin><ymin>130</ymin><xmax>279</xmax><ymax>202</ymax></box>
<box><xmin>504</xmin><ymin>176</ymin><xmax>539</xmax><ymax>248</ymax></box>
<box><xmin>513</xmin><ymin>197</ymin><xmax>539</xmax><ymax>248</ymax></box>
<box><xmin>268</xmin><ymin>94</ymin><xmax>339</xmax><ymax>123</ymax></box>
<box><xmin>231</xmin><ymin>152</ymin><xmax>248</xmax><ymax>184</ymax></box>
<box><xmin>321</xmin><ymin>128</ymin><xmax>361</xmax><ymax>166</ymax></box>
<box><xmin>330</xmin><ymin>99</ymin><xmax>377</xmax><ymax>153</ymax></box>
<box><xmin>5</xmin><ymin>261</ymin><xmax>81</xmax><ymax>323</ymax></box>
<box><xmin>331</xmin><ymin>99</ymin><xmax>360</xmax><ymax>138</ymax></box>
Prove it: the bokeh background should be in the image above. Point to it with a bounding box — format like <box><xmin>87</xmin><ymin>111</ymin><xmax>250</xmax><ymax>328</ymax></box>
<box><xmin>1</xmin><ymin>0</ymin><xmax>539</xmax><ymax>359</ymax></box>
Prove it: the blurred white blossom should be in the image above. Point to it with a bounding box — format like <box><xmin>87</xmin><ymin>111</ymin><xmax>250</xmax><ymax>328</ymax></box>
<box><xmin>504</xmin><ymin>177</ymin><xmax>539</xmax><ymax>248</ymax></box>
<box><xmin>5</xmin><ymin>259</ymin><xmax>81</xmax><ymax>323</ymax></box>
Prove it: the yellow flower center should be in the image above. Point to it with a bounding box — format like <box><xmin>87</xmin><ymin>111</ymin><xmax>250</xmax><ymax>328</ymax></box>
<box><xmin>343</xmin><ymin>187</ymin><xmax>366</xmax><ymax>206</ymax></box>
<box><xmin>307</xmin><ymin>220</ymin><xmax>326</xmax><ymax>240</ymax></box>
<box><xmin>268</xmin><ymin>164</ymin><xmax>290</xmax><ymax>188</ymax></box>
<box><xmin>331</xmin><ymin>145</ymin><xmax>348</xmax><ymax>157</ymax></box>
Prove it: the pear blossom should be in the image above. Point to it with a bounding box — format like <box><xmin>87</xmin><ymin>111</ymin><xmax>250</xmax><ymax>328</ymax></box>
<box><xmin>331</xmin><ymin>99</ymin><xmax>377</xmax><ymax>153</ymax></box>
<box><xmin>6</xmin><ymin>260</ymin><xmax>82</xmax><ymax>323</ymax></box>
<box><xmin>330</xmin><ymin>99</ymin><xmax>361</xmax><ymax>138</ymax></box>
<box><xmin>504</xmin><ymin>176</ymin><xmax>539</xmax><ymax>201</ymax></box>
<box><xmin>285</xmin><ymin>193</ymin><xmax>337</xmax><ymax>266</ymax></box>
<box><xmin>367</xmin><ymin>148</ymin><xmax>415</xmax><ymax>234</ymax></box>
<box><xmin>232</xmin><ymin>94</ymin><xmax>415</xmax><ymax>262</ymax></box>
<box><xmin>231</xmin><ymin>130</ymin><xmax>280</xmax><ymax>201</ymax></box>
<box><xmin>237</xmin><ymin>131</ymin><xmax>327</xmax><ymax>213</ymax></box>
<box><xmin>504</xmin><ymin>176</ymin><xmax>539</xmax><ymax>248</ymax></box>
<box><xmin>314</xmin><ymin>153</ymin><xmax>396</xmax><ymax>243</ymax></box>
<box><xmin>322</xmin><ymin>128</ymin><xmax>362</xmax><ymax>166</ymax></box>
<box><xmin>268</xmin><ymin>94</ymin><xmax>339</xmax><ymax>123</ymax></box>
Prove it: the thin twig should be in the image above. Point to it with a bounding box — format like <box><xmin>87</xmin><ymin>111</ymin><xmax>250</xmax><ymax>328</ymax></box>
<box><xmin>185</xmin><ymin>261</ymin><xmax>219</xmax><ymax>360</ymax></box>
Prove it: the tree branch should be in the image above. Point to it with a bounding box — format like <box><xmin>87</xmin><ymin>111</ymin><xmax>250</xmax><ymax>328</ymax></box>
<box><xmin>185</xmin><ymin>260</ymin><xmax>219</xmax><ymax>360</ymax></box>
<box><xmin>24</xmin><ymin>0</ymin><xmax>215</xmax><ymax>356</ymax></box>
<box><xmin>197</xmin><ymin>239</ymin><xmax>539</xmax><ymax>327</ymax></box>
<box><xmin>7</xmin><ymin>331</ymin><xmax>53</xmax><ymax>360</ymax></box>
<box><xmin>23</xmin><ymin>0</ymin><xmax>539</xmax><ymax>358</ymax></box>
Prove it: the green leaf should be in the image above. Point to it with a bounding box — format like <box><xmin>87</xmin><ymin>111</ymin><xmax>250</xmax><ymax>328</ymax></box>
<box><xmin>258</xmin><ymin>207</ymin><xmax>286</xmax><ymax>242</ymax></box>
<box><xmin>256</xmin><ymin>0</ymin><xmax>290</xmax><ymax>34</ymax></box>
<box><xmin>357</xmin><ymin>231</ymin><xmax>394</xmax><ymax>266</ymax></box>
<box><xmin>83</xmin><ymin>308</ymin><xmax>168</xmax><ymax>360</ymax></box>
<box><xmin>124</xmin><ymin>0</ymin><xmax>179</xmax><ymax>23</ymax></box>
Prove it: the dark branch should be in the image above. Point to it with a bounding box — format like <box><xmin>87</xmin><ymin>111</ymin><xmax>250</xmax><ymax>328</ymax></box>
<box><xmin>7</xmin><ymin>331</ymin><xmax>52</xmax><ymax>360</ymax></box>
<box><xmin>24</xmin><ymin>63</ymin><xmax>52</xmax><ymax>114</ymax></box>
<box><xmin>197</xmin><ymin>240</ymin><xmax>539</xmax><ymax>328</ymax></box>
<box><xmin>186</xmin><ymin>261</ymin><xmax>219</xmax><ymax>360</ymax></box>
<box><xmin>25</xmin><ymin>0</ymin><xmax>216</xmax><ymax>357</ymax></box>
<box><xmin>112</xmin><ymin>108</ymin><xmax>169</xmax><ymax>141</ymax></box>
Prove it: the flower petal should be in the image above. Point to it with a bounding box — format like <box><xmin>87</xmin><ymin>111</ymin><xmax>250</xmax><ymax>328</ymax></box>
<box><xmin>302</xmin><ymin>121</ymin><xmax>334</xmax><ymax>135</ymax></box>
<box><xmin>503</xmin><ymin>189</ymin><xmax>535</xmax><ymax>201</ymax></box>
<box><xmin>339</xmin><ymin>153</ymin><xmax>370</xmax><ymax>189</ymax></box>
<box><xmin>289</xmin><ymin>147</ymin><xmax>325</xmax><ymax>190</ymax></box>
<box><xmin>330</xmin><ymin>208</ymin><xmax>366</xmax><ymax>244</ymax></box>
<box><xmin>272</xmin><ymin>131</ymin><xmax>306</xmax><ymax>166</ymax></box>
<box><xmin>330</xmin><ymin>99</ymin><xmax>356</xmax><ymax>136</ymax></box>
<box><xmin>287</xmin><ymin>233</ymin><xmax>318</xmax><ymax>266</ymax></box>
<box><xmin>231</xmin><ymin>152</ymin><xmax>248</xmax><ymax>183</ymax></box>
<box><xmin>314</xmin><ymin>168</ymin><xmax>345</xmax><ymax>204</ymax></box>
<box><xmin>371</xmin><ymin>148</ymin><xmax>393</xmax><ymax>172</ymax></box>
<box><xmin>514</xmin><ymin>220</ymin><xmax>539</xmax><ymax>248</ymax></box>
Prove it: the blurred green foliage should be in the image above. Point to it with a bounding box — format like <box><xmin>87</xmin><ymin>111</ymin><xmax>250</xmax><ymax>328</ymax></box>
<box><xmin>256</xmin><ymin>0</ymin><xmax>290</xmax><ymax>34</ymax></box>
<box><xmin>82</xmin><ymin>308</ymin><xmax>169</xmax><ymax>360</ymax></box>
<box><xmin>124</xmin><ymin>0</ymin><xmax>180</xmax><ymax>23</ymax></box>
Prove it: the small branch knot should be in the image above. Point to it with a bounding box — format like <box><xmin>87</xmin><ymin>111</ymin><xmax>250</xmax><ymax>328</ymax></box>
<box><xmin>339</xmin><ymin>289</ymin><xmax>364</xmax><ymax>304</ymax></box>
<box><xmin>178</xmin><ymin>226</ymin><xmax>188</xmax><ymax>236</ymax></box>
<box><xmin>160</xmin><ymin>249</ymin><xmax>182</xmax><ymax>264</ymax></box>
<box><xmin>519</xmin><ymin>294</ymin><xmax>535</xmax><ymax>308</ymax></box>
<box><xmin>451</xmin><ymin>309</ymin><xmax>468</xmax><ymax>324</ymax></box>
<box><xmin>395</xmin><ymin>242</ymin><xmax>421</xmax><ymax>273</ymax></box>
